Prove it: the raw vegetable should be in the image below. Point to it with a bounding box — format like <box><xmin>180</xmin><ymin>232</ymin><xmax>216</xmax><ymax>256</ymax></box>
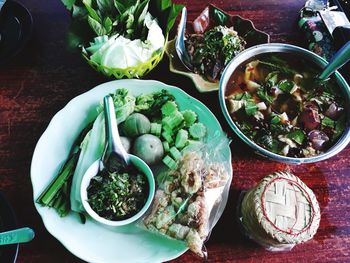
<box><xmin>182</xmin><ymin>110</ymin><xmax>197</xmax><ymax>127</ymax></box>
<box><xmin>70</xmin><ymin>113</ymin><xmax>106</xmax><ymax>212</ymax></box>
<box><xmin>132</xmin><ymin>134</ymin><xmax>164</xmax><ymax>165</ymax></box>
<box><xmin>36</xmin><ymin>122</ymin><xmax>93</xmax><ymax>217</ymax></box>
<box><xmin>175</xmin><ymin>129</ymin><xmax>188</xmax><ymax>149</ymax></box>
<box><xmin>169</xmin><ymin>146</ymin><xmax>182</xmax><ymax>160</ymax></box>
<box><xmin>161</xmin><ymin>101</ymin><xmax>178</xmax><ymax>116</ymax></box>
<box><xmin>121</xmin><ymin>113</ymin><xmax>151</xmax><ymax>137</ymax></box>
<box><xmin>37</xmin><ymin>88</ymin><xmax>208</xmax><ymax>219</ymax></box>
<box><xmin>162</xmin><ymin>155</ymin><xmax>177</xmax><ymax>170</ymax></box>
<box><xmin>189</xmin><ymin>123</ymin><xmax>206</xmax><ymax>139</ymax></box>
<box><xmin>150</xmin><ymin>122</ymin><xmax>162</xmax><ymax>137</ymax></box>
<box><xmin>162</xmin><ymin>141</ymin><xmax>170</xmax><ymax>152</ymax></box>
<box><xmin>135</xmin><ymin>89</ymin><xmax>175</xmax><ymax>117</ymax></box>
<box><xmin>61</xmin><ymin>0</ymin><xmax>183</xmax><ymax>70</ymax></box>
<box><xmin>120</xmin><ymin>136</ymin><xmax>132</xmax><ymax>152</ymax></box>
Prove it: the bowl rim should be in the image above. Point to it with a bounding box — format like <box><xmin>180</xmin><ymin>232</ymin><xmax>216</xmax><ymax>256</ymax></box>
<box><xmin>219</xmin><ymin>43</ymin><xmax>350</xmax><ymax>164</ymax></box>
<box><xmin>80</xmin><ymin>154</ymin><xmax>155</xmax><ymax>226</ymax></box>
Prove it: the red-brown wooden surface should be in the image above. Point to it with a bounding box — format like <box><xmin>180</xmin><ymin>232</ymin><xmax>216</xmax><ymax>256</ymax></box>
<box><xmin>0</xmin><ymin>0</ymin><xmax>349</xmax><ymax>262</ymax></box>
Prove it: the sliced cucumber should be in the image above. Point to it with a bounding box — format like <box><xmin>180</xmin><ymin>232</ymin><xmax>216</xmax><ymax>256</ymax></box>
<box><xmin>169</xmin><ymin>146</ymin><xmax>182</xmax><ymax>160</ymax></box>
<box><xmin>162</xmin><ymin>155</ymin><xmax>177</xmax><ymax>170</ymax></box>
<box><xmin>182</xmin><ymin>110</ymin><xmax>197</xmax><ymax>127</ymax></box>
<box><xmin>150</xmin><ymin>123</ymin><xmax>162</xmax><ymax>137</ymax></box>
<box><xmin>162</xmin><ymin>130</ymin><xmax>174</xmax><ymax>144</ymax></box>
<box><xmin>189</xmin><ymin>122</ymin><xmax>206</xmax><ymax>139</ymax></box>
<box><xmin>175</xmin><ymin>129</ymin><xmax>188</xmax><ymax>149</ymax></box>
<box><xmin>162</xmin><ymin>141</ymin><xmax>170</xmax><ymax>152</ymax></box>
<box><xmin>162</xmin><ymin>112</ymin><xmax>184</xmax><ymax>130</ymax></box>
<box><xmin>161</xmin><ymin>101</ymin><xmax>178</xmax><ymax>116</ymax></box>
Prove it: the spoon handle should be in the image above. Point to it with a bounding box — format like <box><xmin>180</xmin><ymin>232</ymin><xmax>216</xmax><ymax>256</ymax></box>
<box><xmin>175</xmin><ymin>7</ymin><xmax>193</xmax><ymax>71</ymax></box>
<box><xmin>0</xmin><ymin>227</ymin><xmax>35</xmax><ymax>245</ymax></box>
<box><xmin>103</xmin><ymin>95</ymin><xmax>129</xmax><ymax>168</ymax></box>
<box><xmin>319</xmin><ymin>40</ymin><xmax>350</xmax><ymax>80</ymax></box>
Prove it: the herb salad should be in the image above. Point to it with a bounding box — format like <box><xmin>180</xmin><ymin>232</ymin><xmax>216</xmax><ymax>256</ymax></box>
<box><xmin>186</xmin><ymin>25</ymin><xmax>246</xmax><ymax>81</ymax></box>
<box><xmin>87</xmin><ymin>167</ymin><xmax>148</xmax><ymax>221</ymax></box>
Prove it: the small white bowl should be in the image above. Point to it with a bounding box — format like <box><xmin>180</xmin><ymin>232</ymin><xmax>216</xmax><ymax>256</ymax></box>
<box><xmin>80</xmin><ymin>154</ymin><xmax>155</xmax><ymax>226</ymax></box>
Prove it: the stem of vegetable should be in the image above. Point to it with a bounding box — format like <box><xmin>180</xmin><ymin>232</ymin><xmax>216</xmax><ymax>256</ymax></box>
<box><xmin>36</xmin><ymin>122</ymin><xmax>93</xmax><ymax>214</ymax></box>
<box><xmin>36</xmin><ymin>149</ymin><xmax>80</xmax><ymax>206</ymax></box>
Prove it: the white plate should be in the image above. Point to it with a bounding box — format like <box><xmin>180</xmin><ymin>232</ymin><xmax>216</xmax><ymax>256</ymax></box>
<box><xmin>31</xmin><ymin>79</ymin><xmax>232</xmax><ymax>263</ymax></box>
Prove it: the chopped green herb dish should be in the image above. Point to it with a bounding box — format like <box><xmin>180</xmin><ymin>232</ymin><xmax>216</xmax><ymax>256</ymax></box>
<box><xmin>185</xmin><ymin>25</ymin><xmax>246</xmax><ymax>81</ymax></box>
<box><xmin>87</xmin><ymin>168</ymin><xmax>148</xmax><ymax>221</ymax></box>
<box><xmin>225</xmin><ymin>53</ymin><xmax>347</xmax><ymax>158</ymax></box>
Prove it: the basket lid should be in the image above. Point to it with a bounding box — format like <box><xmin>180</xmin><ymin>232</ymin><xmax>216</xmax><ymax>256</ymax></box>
<box><xmin>252</xmin><ymin>171</ymin><xmax>320</xmax><ymax>244</ymax></box>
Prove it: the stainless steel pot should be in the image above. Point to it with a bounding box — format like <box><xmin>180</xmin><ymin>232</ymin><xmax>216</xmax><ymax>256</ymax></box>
<box><xmin>219</xmin><ymin>43</ymin><xmax>350</xmax><ymax>164</ymax></box>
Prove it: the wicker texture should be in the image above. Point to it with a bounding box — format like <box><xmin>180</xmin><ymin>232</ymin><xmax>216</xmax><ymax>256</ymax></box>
<box><xmin>83</xmin><ymin>39</ymin><xmax>167</xmax><ymax>79</ymax></box>
<box><xmin>241</xmin><ymin>171</ymin><xmax>320</xmax><ymax>251</ymax></box>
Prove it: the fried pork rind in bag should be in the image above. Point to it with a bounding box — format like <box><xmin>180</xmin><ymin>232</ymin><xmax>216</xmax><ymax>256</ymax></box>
<box><xmin>141</xmin><ymin>133</ymin><xmax>232</xmax><ymax>257</ymax></box>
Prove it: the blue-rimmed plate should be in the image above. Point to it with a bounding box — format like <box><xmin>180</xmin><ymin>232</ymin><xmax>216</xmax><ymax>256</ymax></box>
<box><xmin>30</xmin><ymin>80</ymin><xmax>232</xmax><ymax>263</ymax></box>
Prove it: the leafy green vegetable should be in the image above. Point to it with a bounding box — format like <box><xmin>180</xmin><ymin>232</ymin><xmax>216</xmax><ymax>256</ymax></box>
<box><xmin>322</xmin><ymin>116</ymin><xmax>335</xmax><ymax>128</ymax></box>
<box><xmin>63</xmin><ymin>0</ymin><xmax>183</xmax><ymax>50</ymax></box>
<box><xmin>287</xmin><ymin>130</ymin><xmax>305</xmax><ymax>145</ymax></box>
<box><xmin>244</xmin><ymin>101</ymin><xmax>258</xmax><ymax>116</ymax></box>
<box><xmin>110</xmin><ymin>89</ymin><xmax>136</xmax><ymax>123</ymax></box>
<box><xmin>334</xmin><ymin>114</ymin><xmax>346</xmax><ymax>140</ymax></box>
<box><xmin>141</xmin><ymin>89</ymin><xmax>175</xmax><ymax>118</ymax></box>
<box><xmin>259</xmin><ymin>60</ymin><xmax>296</xmax><ymax>75</ymax></box>
<box><xmin>270</xmin><ymin>115</ymin><xmax>281</xmax><ymax>124</ymax></box>
<box><xmin>257</xmin><ymin>87</ymin><xmax>273</xmax><ymax>104</ymax></box>
<box><xmin>148</xmin><ymin>0</ymin><xmax>184</xmax><ymax>34</ymax></box>
<box><xmin>278</xmin><ymin>79</ymin><xmax>294</xmax><ymax>93</ymax></box>
<box><xmin>212</xmin><ymin>8</ymin><xmax>228</xmax><ymax>25</ymax></box>
<box><xmin>62</xmin><ymin>0</ymin><xmax>76</xmax><ymax>10</ymax></box>
<box><xmin>265</xmin><ymin>71</ymin><xmax>279</xmax><ymax>87</ymax></box>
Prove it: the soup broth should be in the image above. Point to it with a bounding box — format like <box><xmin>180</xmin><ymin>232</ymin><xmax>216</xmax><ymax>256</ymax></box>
<box><xmin>225</xmin><ymin>52</ymin><xmax>347</xmax><ymax>158</ymax></box>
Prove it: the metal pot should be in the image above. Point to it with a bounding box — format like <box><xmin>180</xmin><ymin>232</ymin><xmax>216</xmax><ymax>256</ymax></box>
<box><xmin>219</xmin><ymin>43</ymin><xmax>350</xmax><ymax>164</ymax></box>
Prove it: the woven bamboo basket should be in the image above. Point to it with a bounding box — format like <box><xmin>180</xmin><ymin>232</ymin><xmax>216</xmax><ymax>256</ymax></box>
<box><xmin>240</xmin><ymin>171</ymin><xmax>320</xmax><ymax>251</ymax></box>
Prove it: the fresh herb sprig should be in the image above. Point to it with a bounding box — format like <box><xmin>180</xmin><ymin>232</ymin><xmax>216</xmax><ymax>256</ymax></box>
<box><xmin>61</xmin><ymin>0</ymin><xmax>183</xmax><ymax>50</ymax></box>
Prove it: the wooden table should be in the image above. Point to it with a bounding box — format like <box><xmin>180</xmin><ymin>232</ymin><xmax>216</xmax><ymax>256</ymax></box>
<box><xmin>1</xmin><ymin>0</ymin><xmax>349</xmax><ymax>262</ymax></box>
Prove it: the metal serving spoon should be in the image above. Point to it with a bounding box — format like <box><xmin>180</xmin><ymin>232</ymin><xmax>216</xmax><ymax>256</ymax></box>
<box><xmin>102</xmin><ymin>95</ymin><xmax>129</xmax><ymax>171</ymax></box>
<box><xmin>175</xmin><ymin>7</ymin><xmax>194</xmax><ymax>71</ymax></box>
<box><xmin>318</xmin><ymin>40</ymin><xmax>350</xmax><ymax>81</ymax></box>
<box><xmin>0</xmin><ymin>227</ymin><xmax>34</xmax><ymax>246</ymax></box>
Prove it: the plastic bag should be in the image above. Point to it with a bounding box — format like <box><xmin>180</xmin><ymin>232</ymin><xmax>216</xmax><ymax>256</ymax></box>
<box><xmin>140</xmin><ymin>133</ymin><xmax>232</xmax><ymax>258</ymax></box>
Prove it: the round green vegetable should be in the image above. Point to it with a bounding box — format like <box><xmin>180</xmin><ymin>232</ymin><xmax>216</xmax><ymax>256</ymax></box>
<box><xmin>132</xmin><ymin>134</ymin><xmax>164</xmax><ymax>165</ymax></box>
<box><xmin>120</xmin><ymin>136</ymin><xmax>132</xmax><ymax>153</ymax></box>
<box><xmin>121</xmin><ymin>113</ymin><xmax>151</xmax><ymax>138</ymax></box>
